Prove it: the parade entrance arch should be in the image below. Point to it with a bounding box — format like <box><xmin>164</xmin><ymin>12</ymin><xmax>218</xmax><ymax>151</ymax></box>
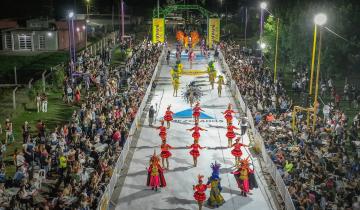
<box><xmin>152</xmin><ymin>4</ymin><xmax>220</xmax><ymax>48</ymax></box>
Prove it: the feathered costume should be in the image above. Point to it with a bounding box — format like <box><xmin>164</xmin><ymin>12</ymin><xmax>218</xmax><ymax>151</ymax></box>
<box><xmin>193</xmin><ymin>175</ymin><xmax>208</xmax><ymax>202</ymax></box>
<box><xmin>163</xmin><ymin>106</ymin><xmax>174</xmax><ymax>122</ymax></box>
<box><xmin>182</xmin><ymin>81</ymin><xmax>203</xmax><ymax>105</ymax></box>
<box><xmin>147</xmin><ymin>151</ymin><xmax>167</xmax><ymax>190</ymax></box>
<box><xmin>207</xmin><ymin>162</ymin><xmax>225</xmax><ymax>207</ymax></box>
<box><xmin>231</xmin><ymin>158</ymin><xmax>258</xmax><ymax>196</ymax></box>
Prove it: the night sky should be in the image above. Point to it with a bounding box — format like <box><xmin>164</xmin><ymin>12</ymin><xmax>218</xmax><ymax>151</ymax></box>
<box><xmin>0</xmin><ymin>0</ymin><xmax>255</xmax><ymax>20</ymax></box>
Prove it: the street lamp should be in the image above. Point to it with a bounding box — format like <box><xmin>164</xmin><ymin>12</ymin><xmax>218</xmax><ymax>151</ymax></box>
<box><xmin>68</xmin><ymin>11</ymin><xmax>76</xmax><ymax>83</ymax></box>
<box><xmin>260</xmin><ymin>42</ymin><xmax>266</xmax><ymax>49</ymax></box>
<box><xmin>68</xmin><ymin>12</ymin><xmax>74</xmax><ymax>18</ymax></box>
<box><xmin>260</xmin><ymin>2</ymin><xmax>267</xmax><ymax>10</ymax></box>
<box><xmin>311</xmin><ymin>13</ymin><xmax>327</xmax><ymax>131</ymax></box>
<box><xmin>85</xmin><ymin>0</ymin><xmax>90</xmax><ymax>48</ymax></box>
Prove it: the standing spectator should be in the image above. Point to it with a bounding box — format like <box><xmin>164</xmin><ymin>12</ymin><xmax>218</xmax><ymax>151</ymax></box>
<box><xmin>335</xmin><ymin>93</ymin><xmax>341</xmax><ymax>108</ymax></box>
<box><xmin>149</xmin><ymin>105</ymin><xmax>155</xmax><ymax>126</ymax></box>
<box><xmin>42</xmin><ymin>93</ymin><xmax>48</xmax><ymax>112</ymax></box>
<box><xmin>4</xmin><ymin>118</ymin><xmax>13</xmax><ymax>144</ymax></box>
<box><xmin>22</xmin><ymin>121</ymin><xmax>30</xmax><ymax>143</ymax></box>
<box><xmin>36</xmin><ymin>93</ymin><xmax>42</xmax><ymax>113</ymax></box>
<box><xmin>166</xmin><ymin>50</ymin><xmax>170</xmax><ymax>65</ymax></box>
<box><xmin>66</xmin><ymin>85</ymin><xmax>73</xmax><ymax>104</ymax></box>
<box><xmin>239</xmin><ymin>117</ymin><xmax>248</xmax><ymax>136</ymax></box>
<box><xmin>322</xmin><ymin>104</ymin><xmax>330</xmax><ymax>123</ymax></box>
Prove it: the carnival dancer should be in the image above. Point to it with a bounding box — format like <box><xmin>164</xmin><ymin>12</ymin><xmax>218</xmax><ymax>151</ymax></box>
<box><xmin>207</xmin><ymin>162</ymin><xmax>225</xmax><ymax>208</ymax></box>
<box><xmin>226</xmin><ymin>122</ymin><xmax>239</xmax><ymax>147</ymax></box>
<box><xmin>231</xmin><ymin>157</ymin><xmax>257</xmax><ymax>197</ymax></box>
<box><xmin>147</xmin><ymin>150</ymin><xmax>167</xmax><ymax>191</ymax></box>
<box><xmin>231</xmin><ymin>137</ymin><xmax>249</xmax><ymax>165</ymax></box>
<box><xmin>192</xmin><ymin>102</ymin><xmax>204</xmax><ymax>123</ymax></box>
<box><xmin>208</xmin><ymin>61</ymin><xmax>217</xmax><ymax>89</ymax></box>
<box><xmin>217</xmin><ymin>75</ymin><xmax>224</xmax><ymax>97</ymax></box>
<box><xmin>187</xmin><ymin>139</ymin><xmax>206</xmax><ymax>167</ymax></box>
<box><xmin>193</xmin><ymin>175</ymin><xmax>208</xmax><ymax>210</ymax></box>
<box><xmin>155</xmin><ymin>120</ymin><xmax>167</xmax><ymax>140</ymax></box>
<box><xmin>189</xmin><ymin>50</ymin><xmax>196</xmax><ymax>69</ymax></box>
<box><xmin>187</xmin><ymin>122</ymin><xmax>207</xmax><ymax>141</ymax></box>
<box><xmin>163</xmin><ymin>106</ymin><xmax>174</xmax><ymax>128</ymax></box>
<box><xmin>222</xmin><ymin>104</ymin><xmax>237</xmax><ymax>125</ymax></box>
<box><xmin>160</xmin><ymin>139</ymin><xmax>173</xmax><ymax>170</ymax></box>
<box><xmin>172</xmin><ymin>77</ymin><xmax>180</xmax><ymax>97</ymax></box>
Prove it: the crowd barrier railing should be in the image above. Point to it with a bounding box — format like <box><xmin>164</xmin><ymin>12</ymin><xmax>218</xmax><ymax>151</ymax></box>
<box><xmin>97</xmin><ymin>46</ymin><xmax>165</xmax><ymax>210</ymax></box>
<box><xmin>218</xmin><ymin>51</ymin><xmax>296</xmax><ymax>210</ymax></box>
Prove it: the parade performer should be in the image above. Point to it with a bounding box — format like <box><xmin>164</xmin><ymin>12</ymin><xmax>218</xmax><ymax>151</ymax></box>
<box><xmin>188</xmin><ymin>50</ymin><xmax>196</xmax><ymax>69</ymax></box>
<box><xmin>187</xmin><ymin>139</ymin><xmax>206</xmax><ymax>167</ymax></box>
<box><xmin>222</xmin><ymin>104</ymin><xmax>237</xmax><ymax>125</ymax></box>
<box><xmin>183</xmin><ymin>81</ymin><xmax>202</xmax><ymax>107</ymax></box>
<box><xmin>217</xmin><ymin>75</ymin><xmax>224</xmax><ymax>97</ymax></box>
<box><xmin>207</xmin><ymin>162</ymin><xmax>225</xmax><ymax>208</ymax></box>
<box><xmin>231</xmin><ymin>137</ymin><xmax>249</xmax><ymax>165</ymax></box>
<box><xmin>192</xmin><ymin>102</ymin><xmax>204</xmax><ymax>123</ymax></box>
<box><xmin>207</xmin><ymin>61</ymin><xmax>217</xmax><ymax>89</ymax></box>
<box><xmin>172</xmin><ymin>77</ymin><xmax>180</xmax><ymax>97</ymax></box>
<box><xmin>231</xmin><ymin>158</ymin><xmax>257</xmax><ymax>197</ymax></box>
<box><xmin>155</xmin><ymin>120</ymin><xmax>167</xmax><ymax>140</ymax></box>
<box><xmin>226</xmin><ymin>122</ymin><xmax>239</xmax><ymax>148</ymax></box>
<box><xmin>193</xmin><ymin>175</ymin><xmax>208</xmax><ymax>210</ymax></box>
<box><xmin>163</xmin><ymin>106</ymin><xmax>174</xmax><ymax>128</ymax></box>
<box><xmin>187</xmin><ymin>122</ymin><xmax>207</xmax><ymax>140</ymax></box>
<box><xmin>146</xmin><ymin>150</ymin><xmax>167</xmax><ymax>191</ymax></box>
<box><xmin>160</xmin><ymin>139</ymin><xmax>173</xmax><ymax>169</ymax></box>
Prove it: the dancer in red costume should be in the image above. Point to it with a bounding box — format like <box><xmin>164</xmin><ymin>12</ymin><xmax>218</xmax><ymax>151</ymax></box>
<box><xmin>146</xmin><ymin>150</ymin><xmax>167</xmax><ymax>191</ymax></box>
<box><xmin>231</xmin><ymin>157</ymin><xmax>256</xmax><ymax>197</ymax></box>
<box><xmin>231</xmin><ymin>137</ymin><xmax>249</xmax><ymax>165</ymax></box>
<box><xmin>155</xmin><ymin>120</ymin><xmax>167</xmax><ymax>140</ymax></box>
<box><xmin>163</xmin><ymin>105</ymin><xmax>174</xmax><ymax>128</ymax></box>
<box><xmin>222</xmin><ymin>104</ymin><xmax>237</xmax><ymax>125</ymax></box>
<box><xmin>192</xmin><ymin>102</ymin><xmax>204</xmax><ymax>123</ymax></box>
<box><xmin>187</xmin><ymin>122</ymin><xmax>207</xmax><ymax>140</ymax></box>
<box><xmin>193</xmin><ymin>175</ymin><xmax>208</xmax><ymax>210</ymax></box>
<box><xmin>226</xmin><ymin>122</ymin><xmax>239</xmax><ymax>147</ymax></box>
<box><xmin>160</xmin><ymin>139</ymin><xmax>173</xmax><ymax>169</ymax></box>
<box><xmin>187</xmin><ymin>139</ymin><xmax>206</xmax><ymax>167</ymax></box>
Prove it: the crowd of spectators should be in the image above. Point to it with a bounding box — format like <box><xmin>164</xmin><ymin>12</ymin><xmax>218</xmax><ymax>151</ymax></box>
<box><xmin>221</xmin><ymin>40</ymin><xmax>360</xmax><ymax>210</ymax></box>
<box><xmin>0</xmin><ymin>38</ymin><xmax>162</xmax><ymax>209</ymax></box>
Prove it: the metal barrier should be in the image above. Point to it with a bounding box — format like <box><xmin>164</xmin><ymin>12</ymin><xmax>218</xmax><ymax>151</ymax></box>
<box><xmin>97</xmin><ymin>46</ymin><xmax>165</xmax><ymax>210</ymax></box>
<box><xmin>218</xmin><ymin>51</ymin><xmax>296</xmax><ymax>210</ymax></box>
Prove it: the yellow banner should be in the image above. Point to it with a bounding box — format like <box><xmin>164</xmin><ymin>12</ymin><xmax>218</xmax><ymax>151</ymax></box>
<box><xmin>208</xmin><ymin>18</ymin><xmax>220</xmax><ymax>48</ymax></box>
<box><xmin>152</xmin><ymin>18</ymin><xmax>165</xmax><ymax>43</ymax></box>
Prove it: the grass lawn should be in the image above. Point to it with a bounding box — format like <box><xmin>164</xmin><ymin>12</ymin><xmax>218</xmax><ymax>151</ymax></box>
<box><xmin>0</xmin><ymin>52</ymin><xmax>68</xmax><ymax>84</ymax></box>
<box><xmin>0</xmin><ymin>89</ymin><xmax>73</xmax><ymax>176</ymax></box>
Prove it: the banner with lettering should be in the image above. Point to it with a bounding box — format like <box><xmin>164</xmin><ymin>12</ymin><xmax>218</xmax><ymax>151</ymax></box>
<box><xmin>152</xmin><ymin>18</ymin><xmax>165</xmax><ymax>43</ymax></box>
<box><xmin>208</xmin><ymin>18</ymin><xmax>220</xmax><ymax>48</ymax></box>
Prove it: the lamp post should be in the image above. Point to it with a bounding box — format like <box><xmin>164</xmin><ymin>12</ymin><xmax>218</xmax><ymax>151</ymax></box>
<box><xmin>260</xmin><ymin>2</ymin><xmax>267</xmax><ymax>45</ymax></box>
<box><xmin>68</xmin><ymin>11</ymin><xmax>75</xmax><ymax>81</ymax></box>
<box><xmin>312</xmin><ymin>13</ymin><xmax>327</xmax><ymax>132</ymax></box>
<box><xmin>274</xmin><ymin>17</ymin><xmax>280</xmax><ymax>82</ymax></box>
<box><xmin>121</xmin><ymin>0</ymin><xmax>124</xmax><ymax>43</ymax></box>
<box><xmin>85</xmin><ymin>0</ymin><xmax>90</xmax><ymax>48</ymax></box>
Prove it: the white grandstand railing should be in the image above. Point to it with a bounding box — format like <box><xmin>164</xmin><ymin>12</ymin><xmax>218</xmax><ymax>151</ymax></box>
<box><xmin>218</xmin><ymin>51</ymin><xmax>296</xmax><ymax>210</ymax></box>
<box><xmin>97</xmin><ymin>46</ymin><xmax>166</xmax><ymax>210</ymax></box>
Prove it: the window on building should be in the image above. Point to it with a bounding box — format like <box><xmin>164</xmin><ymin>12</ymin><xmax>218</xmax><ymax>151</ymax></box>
<box><xmin>39</xmin><ymin>35</ymin><xmax>45</xmax><ymax>49</ymax></box>
<box><xmin>5</xmin><ymin>32</ymin><xmax>12</xmax><ymax>49</ymax></box>
<box><xmin>18</xmin><ymin>34</ymin><xmax>32</xmax><ymax>50</ymax></box>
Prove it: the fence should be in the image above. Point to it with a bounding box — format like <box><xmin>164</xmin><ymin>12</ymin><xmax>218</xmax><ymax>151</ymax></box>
<box><xmin>97</xmin><ymin>46</ymin><xmax>166</xmax><ymax>210</ymax></box>
<box><xmin>218</xmin><ymin>51</ymin><xmax>296</xmax><ymax>210</ymax></box>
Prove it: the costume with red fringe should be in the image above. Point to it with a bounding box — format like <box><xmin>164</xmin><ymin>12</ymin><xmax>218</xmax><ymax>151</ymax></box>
<box><xmin>226</xmin><ymin>125</ymin><xmax>239</xmax><ymax>139</ymax></box>
<box><xmin>188</xmin><ymin>143</ymin><xmax>205</xmax><ymax>158</ymax></box>
<box><xmin>231</xmin><ymin>140</ymin><xmax>246</xmax><ymax>158</ymax></box>
<box><xmin>188</xmin><ymin>125</ymin><xmax>206</xmax><ymax>140</ymax></box>
<box><xmin>223</xmin><ymin>104</ymin><xmax>236</xmax><ymax>123</ymax></box>
<box><xmin>160</xmin><ymin>143</ymin><xmax>173</xmax><ymax>158</ymax></box>
<box><xmin>147</xmin><ymin>151</ymin><xmax>167</xmax><ymax>189</ymax></box>
<box><xmin>156</xmin><ymin>122</ymin><xmax>167</xmax><ymax>140</ymax></box>
<box><xmin>193</xmin><ymin>175</ymin><xmax>208</xmax><ymax>202</ymax></box>
<box><xmin>192</xmin><ymin>103</ymin><xmax>203</xmax><ymax>119</ymax></box>
<box><xmin>163</xmin><ymin>107</ymin><xmax>174</xmax><ymax>122</ymax></box>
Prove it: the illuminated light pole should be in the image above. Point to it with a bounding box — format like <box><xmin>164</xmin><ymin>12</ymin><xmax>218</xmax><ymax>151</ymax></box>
<box><xmin>85</xmin><ymin>0</ymin><xmax>90</xmax><ymax>48</ymax></box>
<box><xmin>312</xmin><ymin>13</ymin><xmax>327</xmax><ymax>132</ymax></box>
<box><xmin>274</xmin><ymin>17</ymin><xmax>280</xmax><ymax>82</ymax></box>
<box><xmin>260</xmin><ymin>2</ymin><xmax>267</xmax><ymax>44</ymax></box>
<box><xmin>121</xmin><ymin>0</ymin><xmax>124</xmax><ymax>43</ymax></box>
<box><xmin>68</xmin><ymin>11</ymin><xmax>75</xmax><ymax>81</ymax></box>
